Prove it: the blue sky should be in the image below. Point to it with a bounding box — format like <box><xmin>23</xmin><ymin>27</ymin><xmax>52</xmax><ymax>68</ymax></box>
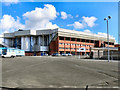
<box><xmin>0</xmin><ymin>1</ymin><xmax>118</xmax><ymax>43</ymax></box>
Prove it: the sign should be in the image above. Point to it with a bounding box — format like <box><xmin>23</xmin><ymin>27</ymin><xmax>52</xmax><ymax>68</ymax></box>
<box><xmin>77</xmin><ymin>48</ymin><xmax>86</xmax><ymax>52</ymax></box>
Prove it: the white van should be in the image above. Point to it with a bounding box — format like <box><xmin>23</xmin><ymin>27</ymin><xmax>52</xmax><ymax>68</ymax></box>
<box><xmin>1</xmin><ymin>48</ymin><xmax>16</xmax><ymax>58</ymax></box>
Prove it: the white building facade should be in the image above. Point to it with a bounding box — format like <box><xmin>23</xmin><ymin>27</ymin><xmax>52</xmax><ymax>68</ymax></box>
<box><xmin>2</xmin><ymin>28</ymin><xmax>58</xmax><ymax>55</ymax></box>
<box><xmin>1</xmin><ymin>28</ymin><xmax>115</xmax><ymax>56</ymax></box>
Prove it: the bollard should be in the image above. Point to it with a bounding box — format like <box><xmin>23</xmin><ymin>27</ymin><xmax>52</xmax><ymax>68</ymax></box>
<box><xmin>86</xmin><ymin>85</ymin><xmax>88</xmax><ymax>90</ymax></box>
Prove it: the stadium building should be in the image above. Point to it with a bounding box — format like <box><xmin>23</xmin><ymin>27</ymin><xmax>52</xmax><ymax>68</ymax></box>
<box><xmin>1</xmin><ymin>28</ymin><xmax>115</xmax><ymax>56</ymax></box>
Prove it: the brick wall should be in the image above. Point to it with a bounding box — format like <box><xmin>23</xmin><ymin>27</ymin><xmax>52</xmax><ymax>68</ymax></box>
<box><xmin>114</xmin><ymin>44</ymin><xmax>120</xmax><ymax>51</ymax></box>
<box><xmin>25</xmin><ymin>52</ymin><xmax>41</xmax><ymax>56</ymax></box>
<box><xmin>49</xmin><ymin>37</ymin><xmax>59</xmax><ymax>55</ymax></box>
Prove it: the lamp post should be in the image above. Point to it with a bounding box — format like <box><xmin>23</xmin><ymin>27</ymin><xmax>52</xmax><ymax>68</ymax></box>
<box><xmin>104</xmin><ymin>16</ymin><xmax>111</xmax><ymax>62</ymax></box>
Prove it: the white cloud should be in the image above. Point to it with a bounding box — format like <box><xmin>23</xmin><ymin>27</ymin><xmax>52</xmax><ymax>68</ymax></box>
<box><xmin>67</xmin><ymin>21</ymin><xmax>84</xmax><ymax>29</ymax></box>
<box><xmin>61</xmin><ymin>11</ymin><xmax>67</xmax><ymax>19</ymax></box>
<box><xmin>0</xmin><ymin>4</ymin><xmax>59</xmax><ymax>34</ymax></box>
<box><xmin>67</xmin><ymin>16</ymin><xmax>97</xmax><ymax>29</ymax></box>
<box><xmin>0</xmin><ymin>15</ymin><xmax>24</xmax><ymax>33</ymax></box>
<box><xmin>82</xmin><ymin>16</ymin><xmax>97</xmax><ymax>27</ymax></box>
<box><xmin>45</xmin><ymin>22</ymin><xmax>58</xmax><ymax>29</ymax></box>
<box><xmin>61</xmin><ymin>11</ymin><xmax>73</xmax><ymax>20</ymax></box>
<box><xmin>2</xmin><ymin>0</ymin><xmax>19</xmax><ymax>6</ymax></box>
<box><xmin>23</xmin><ymin>4</ymin><xmax>59</xmax><ymax>30</ymax></box>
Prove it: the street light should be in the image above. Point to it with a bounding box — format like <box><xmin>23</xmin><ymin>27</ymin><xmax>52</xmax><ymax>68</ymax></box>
<box><xmin>104</xmin><ymin>16</ymin><xmax>111</xmax><ymax>62</ymax></box>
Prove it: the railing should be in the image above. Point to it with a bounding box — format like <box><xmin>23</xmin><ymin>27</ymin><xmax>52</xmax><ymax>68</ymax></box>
<box><xmin>92</xmin><ymin>51</ymin><xmax>120</xmax><ymax>60</ymax></box>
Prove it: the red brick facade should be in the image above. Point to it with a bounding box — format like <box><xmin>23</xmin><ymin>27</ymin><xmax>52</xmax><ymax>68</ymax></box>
<box><xmin>114</xmin><ymin>44</ymin><xmax>120</xmax><ymax>51</ymax></box>
<box><xmin>49</xmin><ymin>37</ymin><xmax>59</xmax><ymax>55</ymax></box>
<box><xmin>25</xmin><ymin>52</ymin><xmax>41</xmax><ymax>56</ymax></box>
<box><xmin>49</xmin><ymin>36</ymin><xmax>115</xmax><ymax>55</ymax></box>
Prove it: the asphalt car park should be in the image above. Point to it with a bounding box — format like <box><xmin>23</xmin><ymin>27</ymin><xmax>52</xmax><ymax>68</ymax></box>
<box><xmin>1</xmin><ymin>56</ymin><xmax>119</xmax><ymax>89</ymax></box>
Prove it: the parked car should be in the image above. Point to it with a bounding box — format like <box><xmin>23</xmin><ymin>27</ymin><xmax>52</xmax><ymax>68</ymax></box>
<box><xmin>44</xmin><ymin>53</ymin><xmax>48</xmax><ymax>56</ymax></box>
<box><xmin>52</xmin><ymin>53</ymin><xmax>60</xmax><ymax>56</ymax></box>
<box><xmin>67</xmin><ymin>53</ymin><xmax>72</xmax><ymax>56</ymax></box>
<box><xmin>61</xmin><ymin>53</ymin><xmax>68</xmax><ymax>56</ymax></box>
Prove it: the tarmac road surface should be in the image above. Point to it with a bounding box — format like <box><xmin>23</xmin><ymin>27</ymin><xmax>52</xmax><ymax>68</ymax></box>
<box><xmin>1</xmin><ymin>56</ymin><xmax>119</xmax><ymax>88</ymax></box>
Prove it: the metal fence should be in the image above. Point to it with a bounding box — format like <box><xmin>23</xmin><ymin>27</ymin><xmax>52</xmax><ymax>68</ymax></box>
<box><xmin>93</xmin><ymin>51</ymin><xmax>120</xmax><ymax>60</ymax></box>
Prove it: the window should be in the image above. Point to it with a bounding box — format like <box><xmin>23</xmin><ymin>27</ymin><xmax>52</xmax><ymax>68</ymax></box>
<box><xmin>82</xmin><ymin>45</ymin><xmax>86</xmax><ymax>46</ymax></box>
<box><xmin>71</xmin><ymin>44</ymin><xmax>75</xmax><ymax>46</ymax></box>
<box><xmin>59</xmin><ymin>47</ymin><xmax>64</xmax><ymax>49</ymax></box>
<box><xmin>82</xmin><ymin>39</ymin><xmax>85</xmax><ymax>42</ymax></box>
<box><xmin>59</xmin><ymin>37</ymin><xmax>64</xmax><ymax>40</ymax></box>
<box><xmin>65</xmin><ymin>43</ymin><xmax>70</xmax><ymax>45</ymax></box>
<box><xmin>77</xmin><ymin>39</ymin><xmax>80</xmax><ymax>42</ymax></box>
<box><xmin>91</xmin><ymin>40</ymin><xmax>94</xmax><ymax>43</ymax></box>
<box><xmin>71</xmin><ymin>38</ymin><xmax>75</xmax><ymax>41</ymax></box>
<box><xmin>86</xmin><ymin>40</ymin><xmax>89</xmax><ymax>43</ymax></box>
<box><xmin>66</xmin><ymin>37</ymin><xmax>70</xmax><ymax>41</ymax></box>
<box><xmin>66</xmin><ymin>48</ymin><xmax>70</xmax><ymax>49</ymax></box>
<box><xmin>59</xmin><ymin>43</ymin><xmax>64</xmax><ymax>45</ymax></box>
<box><xmin>2</xmin><ymin>49</ymin><xmax>7</xmax><ymax>55</ymax></box>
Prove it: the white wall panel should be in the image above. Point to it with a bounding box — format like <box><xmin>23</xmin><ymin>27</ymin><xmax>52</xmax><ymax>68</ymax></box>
<box><xmin>21</xmin><ymin>36</ymin><xmax>30</xmax><ymax>51</ymax></box>
<box><xmin>25</xmin><ymin>36</ymin><xmax>30</xmax><ymax>51</ymax></box>
<box><xmin>21</xmin><ymin>37</ymin><xmax>25</xmax><ymax>50</ymax></box>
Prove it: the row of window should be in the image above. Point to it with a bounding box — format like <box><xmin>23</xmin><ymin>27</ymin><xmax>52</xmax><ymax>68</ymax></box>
<box><xmin>59</xmin><ymin>43</ymin><xmax>93</xmax><ymax>47</ymax></box>
<box><xmin>59</xmin><ymin>37</ymin><xmax>94</xmax><ymax>43</ymax></box>
<box><xmin>59</xmin><ymin>47</ymin><xmax>89</xmax><ymax>50</ymax></box>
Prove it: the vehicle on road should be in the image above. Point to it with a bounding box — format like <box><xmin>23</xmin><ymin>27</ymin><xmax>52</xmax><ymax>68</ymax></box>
<box><xmin>52</xmin><ymin>53</ymin><xmax>60</xmax><ymax>56</ymax></box>
<box><xmin>67</xmin><ymin>53</ymin><xmax>72</xmax><ymax>56</ymax></box>
<box><xmin>44</xmin><ymin>53</ymin><xmax>48</xmax><ymax>56</ymax></box>
<box><xmin>0</xmin><ymin>47</ymin><xmax>25</xmax><ymax>58</ymax></box>
<box><xmin>61</xmin><ymin>53</ymin><xmax>68</xmax><ymax>56</ymax></box>
<box><xmin>40</xmin><ymin>53</ymin><xmax>48</xmax><ymax>56</ymax></box>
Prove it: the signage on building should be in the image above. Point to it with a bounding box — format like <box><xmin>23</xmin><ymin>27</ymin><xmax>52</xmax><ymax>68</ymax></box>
<box><xmin>77</xmin><ymin>48</ymin><xmax>86</xmax><ymax>52</ymax></box>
